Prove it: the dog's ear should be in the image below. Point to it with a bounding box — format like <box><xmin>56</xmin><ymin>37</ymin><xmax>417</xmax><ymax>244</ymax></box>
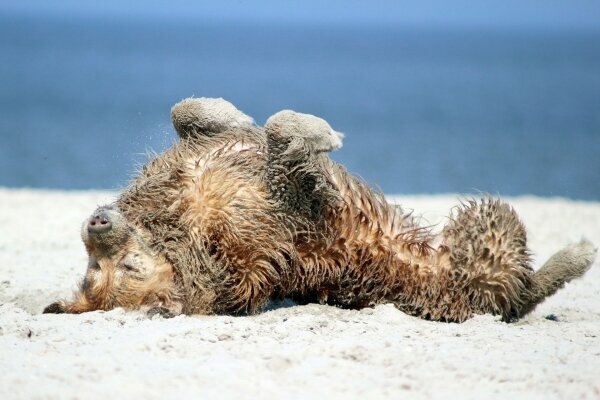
<box><xmin>42</xmin><ymin>301</ymin><xmax>66</xmax><ymax>314</ymax></box>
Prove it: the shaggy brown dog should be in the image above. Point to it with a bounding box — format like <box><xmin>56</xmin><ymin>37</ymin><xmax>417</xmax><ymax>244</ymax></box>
<box><xmin>44</xmin><ymin>98</ymin><xmax>596</xmax><ymax>322</ymax></box>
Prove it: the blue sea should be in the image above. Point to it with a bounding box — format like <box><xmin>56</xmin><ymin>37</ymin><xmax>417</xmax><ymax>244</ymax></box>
<box><xmin>1</xmin><ymin>12</ymin><xmax>599</xmax><ymax>199</ymax></box>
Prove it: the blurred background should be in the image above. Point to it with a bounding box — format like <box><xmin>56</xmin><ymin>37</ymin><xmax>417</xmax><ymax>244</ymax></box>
<box><xmin>0</xmin><ymin>0</ymin><xmax>599</xmax><ymax>199</ymax></box>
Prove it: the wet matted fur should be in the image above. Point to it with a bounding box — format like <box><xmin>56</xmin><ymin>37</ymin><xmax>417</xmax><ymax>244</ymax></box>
<box><xmin>44</xmin><ymin>110</ymin><xmax>596</xmax><ymax>322</ymax></box>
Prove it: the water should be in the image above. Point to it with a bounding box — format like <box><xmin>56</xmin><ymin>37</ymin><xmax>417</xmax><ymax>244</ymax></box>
<box><xmin>1</xmin><ymin>13</ymin><xmax>599</xmax><ymax>199</ymax></box>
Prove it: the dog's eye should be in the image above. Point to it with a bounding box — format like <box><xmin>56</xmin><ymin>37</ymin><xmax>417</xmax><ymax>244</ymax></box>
<box><xmin>89</xmin><ymin>261</ymin><xmax>100</xmax><ymax>270</ymax></box>
<box><xmin>120</xmin><ymin>263</ymin><xmax>139</xmax><ymax>273</ymax></box>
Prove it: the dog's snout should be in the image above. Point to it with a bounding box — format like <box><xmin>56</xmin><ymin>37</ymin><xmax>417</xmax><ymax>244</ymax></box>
<box><xmin>87</xmin><ymin>212</ymin><xmax>112</xmax><ymax>234</ymax></box>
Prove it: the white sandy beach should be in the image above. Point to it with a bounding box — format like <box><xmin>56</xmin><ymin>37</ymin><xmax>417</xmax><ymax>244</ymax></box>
<box><xmin>0</xmin><ymin>188</ymin><xmax>598</xmax><ymax>400</ymax></box>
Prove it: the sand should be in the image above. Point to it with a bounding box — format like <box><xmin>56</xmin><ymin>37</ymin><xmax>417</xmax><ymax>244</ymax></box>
<box><xmin>0</xmin><ymin>188</ymin><xmax>598</xmax><ymax>400</ymax></box>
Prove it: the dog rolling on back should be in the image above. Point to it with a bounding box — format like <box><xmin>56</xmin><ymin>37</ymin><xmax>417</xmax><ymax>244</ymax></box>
<box><xmin>44</xmin><ymin>98</ymin><xmax>596</xmax><ymax>322</ymax></box>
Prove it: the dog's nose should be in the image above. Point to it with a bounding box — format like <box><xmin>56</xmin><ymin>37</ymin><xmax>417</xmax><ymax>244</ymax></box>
<box><xmin>87</xmin><ymin>212</ymin><xmax>112</xmax><ymax>234</ymax></box>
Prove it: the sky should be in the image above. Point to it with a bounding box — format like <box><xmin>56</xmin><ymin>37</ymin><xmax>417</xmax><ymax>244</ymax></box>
<box><xmin>2</xmin><ymin>0</ymin><xmax>600</xmax><ymax>30</ymax></box>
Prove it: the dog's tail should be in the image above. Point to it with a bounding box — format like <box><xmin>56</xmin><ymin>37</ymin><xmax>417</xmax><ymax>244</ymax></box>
<box><xmin>442</xmin><ymin>199</ymin><xmax>596</xmax><ymax>322</ymax></box>
<box><xmin>515</xmin><ymin>239</ymin><xmax>596</xmax><ymax>319</ymax></box>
